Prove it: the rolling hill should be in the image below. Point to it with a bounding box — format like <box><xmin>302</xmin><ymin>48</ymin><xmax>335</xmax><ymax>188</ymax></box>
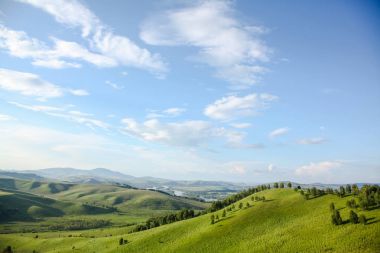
<box><xmin>1</xmin><ymin>188</ymin><xmax>379</xmax><ymax>252</ymax></box>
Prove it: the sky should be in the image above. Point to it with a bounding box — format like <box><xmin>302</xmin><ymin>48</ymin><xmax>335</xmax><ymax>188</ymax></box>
<box><xmin>0</xmin><ymin>0</ymin><xmax>379</xmax><ymax>184</ymax></box>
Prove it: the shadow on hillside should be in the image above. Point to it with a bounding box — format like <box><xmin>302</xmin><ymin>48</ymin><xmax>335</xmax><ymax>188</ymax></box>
<box><xmin>366</xmin><ymin>217</ymin><xmax>379</xmax><ymax>225</ymax></box>
<box><xmin>0</xmin><ymin>178</ymin><xmax>16</xmax><ymax>190</ymax></box>
<box><xmin>214</xmin><ymin>215</ymin><xmax>235</xmax><ymax>224</ymax></box>
<box><xmin>366</xmin><ymin>205</ymin><xmax>380</xmax><ymax>211</ymax></box>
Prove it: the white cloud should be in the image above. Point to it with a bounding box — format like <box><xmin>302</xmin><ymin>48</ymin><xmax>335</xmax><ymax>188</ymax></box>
<box><xmin>105</xmin><ymin>80</ymin><xmax>124</xmax><ymax>90</ymax></box>
<box><xmin>230</xmin><ymin>165</ymin><xmax>246</xmax><ymax>175</ymax></box>
<box><xmin>269</xmin><ymin>127</ymin><xmax>289</xmax><ymax>138</ymax></box>
<box><xmin>298</xmin><ymin>137</ymin><xmax>327</xmax><ymax>145</ymax></box>
<box><xmin>204</xmin><ymin>93</ymin><xmax>277</xmax><ymax>121</ymax></box>
<box><xmin>230</xmin><ymin>122</ymin><xmax>252</xmax><ymax>129</ymax></box>
<box><xmin>17</xmin><ymin>0</ymin><xmax>167</xmax><ymax>75</ymax></box>
<box><xmin>0</xmin><ymin>25</ymin><xmax>116</xmax><ymax>69</ymax></box>
<box><xmin>267</xmin><ymin>164</ymin><xmax>274</xmax><ymax>172</ymax></box>
<box><xmin>140</xmin><ymin>1</ymin><xmax>270</xmax><ymax>88</ymax></box>
<box><xmin>146</xmin><ymin>107</ymin><xmax>186</xmax><ymax>119</ymax></box>
<box><xmin>0</xmin><ymin>68</ymin><xmax>88</xmax><ymax>99</ymax></box>
<box><xmin>0</xmin><ymin>114</ymin><xmax>15</xmax><ymax>121</ymax></box>
<box><xmin>121</xmin><ymin>118</ymin><xmax>215</xmax><ymax>147</ymax></box>
<box><xmin>295</xmin><ymin>161</ymin><xmax>342</xmax><ymax>176</ymax></box>
<box><xmin>9</xmin><ymin>101</ymin><xmax>108</xmax><ymax>130</ymax></box>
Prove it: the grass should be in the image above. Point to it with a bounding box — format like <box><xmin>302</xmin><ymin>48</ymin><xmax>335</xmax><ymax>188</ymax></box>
<box><xmin>1</xmin><ymin>188</ymin><xmax>379</xmax><ymax>252</ymax></box>
<box><xmin>0</xmin><ymin>179</ymin><xmax>209</xmax><ymax>233</ymax></box>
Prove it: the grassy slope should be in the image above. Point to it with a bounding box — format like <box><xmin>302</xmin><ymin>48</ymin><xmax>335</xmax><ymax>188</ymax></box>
<box><xmin>0</xmin><ymin>178</ymin><xmax>208</xmax><ymax>212</ymax></box>
<box><xmin>1</xmin><ymin>189</ymin><xmax>379</xmax><ymax>253</ymax></box>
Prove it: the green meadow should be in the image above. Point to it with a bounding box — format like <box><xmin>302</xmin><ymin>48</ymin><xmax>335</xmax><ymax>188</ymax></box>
<box><xmin>1</xmin><ymin>188</ymin><xmax>379</xmax><ymax>252</ymax></box>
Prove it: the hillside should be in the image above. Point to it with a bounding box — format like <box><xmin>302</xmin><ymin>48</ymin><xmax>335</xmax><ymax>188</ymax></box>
<box><xmin>1</xmin><ymin>188</ymin><xmax>379</xmax><ymax>252</ymax></box>
<box><xmin>0</xmin><ymin>178</ymin><xmax>208</xmax><ymax>212</ymax></box>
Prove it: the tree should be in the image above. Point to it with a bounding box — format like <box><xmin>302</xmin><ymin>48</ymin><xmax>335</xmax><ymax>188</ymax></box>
<box><xmin>352</xmin><ymin>184</ymin><xmax>359</xmax><ymax>195</ymax></box>
<box><xmin>246</xmin><ymin>202</ymin><xmax>250</xmax><ymax>208</ymax></box>
<box><xmin>274</xmin><ymin>182</ymin><xmax>279</xmax><ymax>188</ymax></box>
<box><xmin>304</xmin><ymin>193</ymin><xmax>310</xmax><ymax>200</ymax></box>
<box><xmin>359</xmin><ymin>214</ymin><xmax>367</xmax><ymax>225</ymax></box>
<box><xmin>287</xmin><ymin>182</ymin><xmax>292</xmax><ymax>188</ymax></box>
<box><xmin>239</xmin><ymin>202</ymin><xmax>243</xmax><ymax>209</ymax></box>
<box><xmin>216</xmin><ymin>214</ymin><xmax>219</xmax><ymax>221</ymax></box>
<box><xmin>119</xmin><ymin>238</ymin><xmax>124</xmax><ymax>245</ymax></box>
<box><xmin>346</xmin><ymin>199</ymin><xmax>356</xmax><ymax>209</ymax></box>
<box><xmin>280</xmin><ymin>182</ymin><xmax>284</xmax><ymax>188</ymax></box>
<box><xmin>329</xmin><ymin>202</ymin><xmax>335</xmax><ymax>212</ymax></box>
<box><xmin>2</xmin><ymin>246</ymin><xmax>12</xmax><ymax>253</ymax></box>
<box><xmin>349</xmin><ymin>210</ymin><xmax>359</xmax><ymax>224</ymax></box>
<box><xmin>339</xmin><ymin>186</ymin><xmax>346</xmax><ymax>197</ymax></box>
<box><xmin>346</xmin><ymin>184</ymin><xmax>352</xmax><ymax>194</ymax></box>
<box><xmin>210</xmin><ymin>214</ymin><xmax>215</xmax><ymax>224</ymax></box>
<box><xmin>222</xmin><ymin>209</ymin><xmax>226</xmax><ymax>217</ymax></box>
<box><xmin>331</xmin><ymin>210</ymin><xmax>342</xmax><ymax>225</ymax></box>
<box><xmin>311</xmin><ymin>187</ymin><xmax>317</xmax><ymax>196</ymax></box>
<box><xmin>262</xmin><ymin>196</ymin><xmax>266</xmax><ymax>201</ymax></box>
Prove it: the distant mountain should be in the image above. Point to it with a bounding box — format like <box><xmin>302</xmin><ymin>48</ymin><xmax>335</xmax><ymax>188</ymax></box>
<box><xmin>16</xmin><ymin>167</ymin><xmax>243</xmax><ymax>190</ymax></box>
<box><xmin>0</xmin><ymin>170</ymin><xmax>44</xmax><ymax>181</ymax></box>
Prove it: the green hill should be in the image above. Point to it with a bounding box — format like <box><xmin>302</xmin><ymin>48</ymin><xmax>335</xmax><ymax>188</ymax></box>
<box><xmin>0</xmin><ymin>178</ymin><xmax>208</xmax><ymax>212</ymax></box>
<box><xmin>1</xmin><ymin>188</ymin><xmax>379</xmax><ymax>252</ymax></box>
<box><xmin>0</xmin><ymin>188</ymin><xmax>113</xmax><ymax>222</ymax></box>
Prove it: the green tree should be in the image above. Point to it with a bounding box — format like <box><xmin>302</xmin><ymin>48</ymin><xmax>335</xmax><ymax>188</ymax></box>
<box><xmin>222</xmin><ymin>209</ymin><xmax>226</xmax><ymax>217</ymax></box>
<box><xmin>216</xmin><ymin>214</ymin><xmax>219</xmax><ymax>221</ymax></box>
<box><xmin>339</xmin><ymin>186</ymin><xmax>346</xmax><ymax>197</ymax></box>
<box><xmin>287</xmin><ymin>182</ymin><xmax>292</xmax><ymax>188</ymax></box>
<box><xmin>346</xmin><ymin>184</ymin><xmax>352</xmax><ymax>194</ymax></box>
<box><xmin>280</xmin><ymin>182</ymin><xmax>284</xmax><ymax>188</ymax></box>
<box><xmin>304</xmin><ymin>193</ymin><xmax>310</xmax><ymax>200</ymax></box>
<box><xmin>210</xmin><ymin>214</ymin><xmax>215</xmax><ymax>224</ymax></box>
<box><xmin>239</xmin><ymin>202</ymin><xmax>243</xmax><ymax>209</ymax></box>
<box><xmin>119</xmin><ymin>238</ymin><xmax>124</xmax><ymax>245</ymax></box>
<box><xmin>274</xmin><ymin>182</ymin><xmax>279</xmax><ymax>188</ymax></box>
<box><xmin>349</xmin><ymin>210</ymin><xmax>359</xmax><ymax>224</ymax></box>
<box><xmin>359</xmin><ymin>214</ymin><xmax>367</xmax><ymax>225</ymax></box>
<box><xmin>311</xmin><ymin>187</ymin><xmax>317</xmax><ymax>196</ymax></box>
<box><xmin>2</xmin><ymin>246</ymin><xmax>13</xmax><ymax>253</ymax></box>
<box><xmin>329</xmin><ymin>202</ymin><xmax>335</xmax><ymax>212</ymax></box>
<box><xmin>246</xmin><ymin>202</ymin><xmax>250</xmax><ymax>208</ymax></box>
<box><xmin>331</xmin><ymin>210</ymin><xmax>343</xmax><ymax>225</ymax></box>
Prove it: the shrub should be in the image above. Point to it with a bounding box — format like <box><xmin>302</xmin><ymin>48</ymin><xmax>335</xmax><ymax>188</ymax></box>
<box><xmin>349</xmin><ymin>210</ymin><xmax>359</xmax><ymax>224</ymax></box>
<box><xmin>331</xmin><ymin>210</ymin><xmax>342</xmax><ymax>225</ymax></box>
<box><xmin>329</xmin><ymin>202</ymin><xmax>335</xmax><ymax>212</ymax></box>
<box><xmin>210</xmin><ymin>214</ymin><xmax>215</xmax><ymax>224</ymax></box>
<box><xmin>359</xmin><ymin>214</ymin><xmax>367</xmax><ymax>225</ymax></box>
<box><xmin>2</xmin><ymin>246</ymin><xmax>12</xmax><ymax>253</ymax></box>
<box><xmin>119</xmin><ymin>238</ymin><xmax>124</xmax><ymax>245</ymax></box>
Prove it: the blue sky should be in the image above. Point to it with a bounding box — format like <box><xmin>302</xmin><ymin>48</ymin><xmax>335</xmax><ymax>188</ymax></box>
<box><xmin>0</xmin><ymin>0</ymin><xmax>379</xmax><ymax>183</ymax></box>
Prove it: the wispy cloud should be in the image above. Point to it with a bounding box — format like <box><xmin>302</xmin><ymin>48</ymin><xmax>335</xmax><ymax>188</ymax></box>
<box><xmin>0</xmin><ymin>114</ymin><xmax>15</xmax><ymax>121</ymax></box>
<box><xmin>297</xmin><ymin>137</ymin><xmax>327</xmax><ymax>145</ymax></box>
<box><xmin>146</xmin><ymin>107</ymin><xmax>186</xmax><ymax>119</ymax></box>
<box><xmin>140</xmin><ymin>1</ymin><xmax>270</xmax><ymax>88</ymax></box>
<box><xmin>269</xmin><ymin>127</ymin><xmax>289</xmax><ymax>138</ymax></box>
<box><xmin>230</xmin><ymin>122</ymin><xmax>252</xmax><ymax>129</ymax></box>
<box><xmin>17</xmin><ymin>0</ymin><xmax>167</xmax><ymax>75</ymax></box>
<box><xmin>0</xmin><ymin>25</ymin><xmax>116</xmax><ymax>69</ymax></box>
<box><xmin>295</xmin><ymin>161</ymin><xmax>342</xmax><ymax>176</ymax></box>
<box><xmin>105</xmin><ymin>80</ymin><xmax>124</xmax><ymax>90</ymax></box>
<box><xmin>0</xmin><ymin>68</ymin><xmax>88</xmax><ymax>99</ymax></box>
<box><xmin>204</xmin><ymin>93</ymin><xmax>277</xmax><ymax>121</ymax></box>
<box><xmin>9</xmin><ymin>101</ymin><xmax>108</xmax><ymax>130</ymax></box>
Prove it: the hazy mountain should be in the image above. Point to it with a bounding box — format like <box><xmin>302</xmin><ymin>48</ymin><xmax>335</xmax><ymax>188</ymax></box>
<box><xmin>0</xmin><ymin>170</ymin><xmax>44</xmax><ymax>181</ymax></box>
